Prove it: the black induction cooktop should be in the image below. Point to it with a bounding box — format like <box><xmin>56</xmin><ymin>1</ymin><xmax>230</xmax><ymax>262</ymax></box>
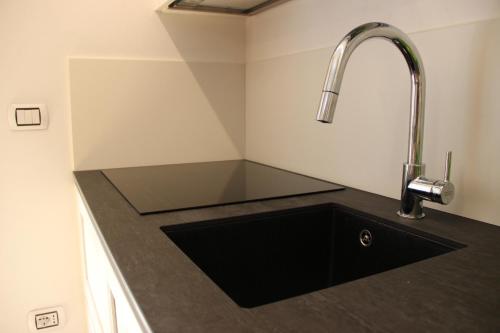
<box><xmin>102</xmin><ymin>160</ymin><xmax>344</xmax><ymax>214</ymax></box>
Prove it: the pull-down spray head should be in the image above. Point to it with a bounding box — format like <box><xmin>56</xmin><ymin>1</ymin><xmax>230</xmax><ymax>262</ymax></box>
<box><xmin>316</xmin><ymin>25</ymin><xmax>359</xmax><ymax>123</ymax></box>
<box><xmin>317</xmin><ymin>91</ymin><xmax>338</xmax><ymax>123</ymax></box>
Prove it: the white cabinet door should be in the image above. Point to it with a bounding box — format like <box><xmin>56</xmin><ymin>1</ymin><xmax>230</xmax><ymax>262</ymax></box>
<box><xmin>78</xmin><ymin>191</ymin><xmax>151</xmax><ymax>333</ymax></box>
<box><xmin>81</xmin><ymin>210</ymin><xmax>117</xmax><ymax>333</ymax></box>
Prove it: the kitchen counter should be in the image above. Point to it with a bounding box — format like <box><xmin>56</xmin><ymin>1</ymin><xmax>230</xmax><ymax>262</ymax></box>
<box><xmin>74</xmin><ymin>168</ymin><xmax>500</xmax><ymax>332</ymax></box>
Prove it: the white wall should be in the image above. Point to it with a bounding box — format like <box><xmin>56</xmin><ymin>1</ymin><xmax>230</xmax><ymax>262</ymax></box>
<box><xmin>246</xmin><ymin>0</ymin><xmax>500</xmax><ymax>60</ymax></box>
<box><xmin>0</xmin><ymin>1</ymin><xmax>244</xmax><ymax>332</ymax></box>
<box><xmin>69</xmin><ymin>8</ymin><xmax>246</xmax><ymax>171</ymax></box>
<box><xmin>245</xmin><ymin>0</ymin><xmax>500</xmax><ymax>225</ymax></box>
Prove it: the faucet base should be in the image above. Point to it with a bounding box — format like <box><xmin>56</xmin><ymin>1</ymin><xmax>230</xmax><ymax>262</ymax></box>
<box><xmin>397</xmin><ymin>210</ymin><xmax>425</xmax><ymax>219</ymax></box>
<box><xmin>399</xmin><ymin>163</ymin><xmax>425</xmax><ymax>219</ymax></box>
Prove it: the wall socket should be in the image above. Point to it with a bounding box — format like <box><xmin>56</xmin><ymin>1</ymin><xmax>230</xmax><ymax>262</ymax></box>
<box><xmin>35</xmin><ymin>311</ymin><xmax>58</xmax><ymax>329</ymax></box>
<box><xmin>28</xmin><ymin>306</ymin><xmax>65</xmax><ymax>332</ymax></box>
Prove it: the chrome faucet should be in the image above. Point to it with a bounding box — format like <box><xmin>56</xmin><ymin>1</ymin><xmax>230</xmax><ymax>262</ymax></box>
<box><xmin>317</xmin><ymin>22</ymin><xmax>454</xmax><ymax>219</ymax></box>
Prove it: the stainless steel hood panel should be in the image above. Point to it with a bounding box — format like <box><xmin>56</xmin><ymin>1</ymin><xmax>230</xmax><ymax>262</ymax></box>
<box><xmin>168</xmin><ymin>0</ymin><xmax>290</xmax><ymax>15</ymax></box>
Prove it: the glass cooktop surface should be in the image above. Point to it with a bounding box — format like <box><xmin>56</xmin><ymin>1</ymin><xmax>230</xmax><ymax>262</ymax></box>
<box><xmin>102</xmin><ymin>160</ymin><xmax>344</xmax><ymax>214</ymax></box>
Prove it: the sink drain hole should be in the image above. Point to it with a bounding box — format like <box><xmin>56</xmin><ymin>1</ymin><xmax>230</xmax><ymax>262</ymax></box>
<box><xmin>359</xmin><ymin>229</ymin><xmax>373</xmax><ymax>247</ymax></box>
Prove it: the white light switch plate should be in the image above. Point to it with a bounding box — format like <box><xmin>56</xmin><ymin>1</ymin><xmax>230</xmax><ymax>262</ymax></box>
<box><xmin>8</xmin><ymin>104</ymin><xmax>48</xmax><ymax>130</ymax></box>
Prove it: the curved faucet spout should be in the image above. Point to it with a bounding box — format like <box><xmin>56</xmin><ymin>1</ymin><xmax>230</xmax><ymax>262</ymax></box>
<box><xmin>316</xmin><ymin>22</ymin><xmax>425</xmax><ymax>166</ymax></box>
<box><xmin>315</xmin><ymin>22</ymin><xmax>454</xmax><ymax>220</ymax></box>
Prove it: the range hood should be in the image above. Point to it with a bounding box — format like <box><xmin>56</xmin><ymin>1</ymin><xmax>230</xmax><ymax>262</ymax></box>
<box><xmin>167</xmin><ymin>0</ymin><xmax>290</xmax><ymax>15</ymax></box>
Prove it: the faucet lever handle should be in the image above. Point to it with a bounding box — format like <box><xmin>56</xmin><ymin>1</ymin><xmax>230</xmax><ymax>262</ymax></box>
<box><xmin>407</xmin><ymin>150</ymin><xmax>455</xmax><ymax>205</ymax></box>
<box><xmin>444</xmin><ymin>151</ymin><xmax>452</xmax><ymax>182</ymax></box>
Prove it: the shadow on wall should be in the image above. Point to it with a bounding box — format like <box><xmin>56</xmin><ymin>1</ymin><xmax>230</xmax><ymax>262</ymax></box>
<box><xmin>156</xmin><ymin>11</ymin><xmax>246</xmax><ymax>157</ymax></box>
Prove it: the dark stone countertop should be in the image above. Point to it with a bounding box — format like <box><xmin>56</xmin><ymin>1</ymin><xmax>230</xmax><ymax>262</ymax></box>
<box><xmin>74</xmin><ymin>169</ymin><xmax>500</xmax><ymax>333</ymax></box>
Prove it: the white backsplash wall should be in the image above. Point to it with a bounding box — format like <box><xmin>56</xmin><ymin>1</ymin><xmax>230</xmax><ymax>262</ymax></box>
<box><xmin>70</xmin><ymin>59</ymin><xmax>245</xmax><ymax>170</ymax></box>
<box><xmin>245</xmin><ymin>1</ymin><xmax>500</xmax><ymax>225</ymax></box>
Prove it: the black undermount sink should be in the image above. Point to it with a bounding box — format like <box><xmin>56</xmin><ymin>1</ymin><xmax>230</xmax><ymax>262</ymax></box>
<box><xmin>161</xmin><ymin>204</ymin><xmax>465</xmax><ymax>308</ymax></box>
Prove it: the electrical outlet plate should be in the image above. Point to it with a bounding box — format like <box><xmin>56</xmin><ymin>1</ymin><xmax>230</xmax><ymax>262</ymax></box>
<box><xmin>28</xmin><ymin>306</ymin><xmax>65</xmax><ymax>332</ymax></box>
